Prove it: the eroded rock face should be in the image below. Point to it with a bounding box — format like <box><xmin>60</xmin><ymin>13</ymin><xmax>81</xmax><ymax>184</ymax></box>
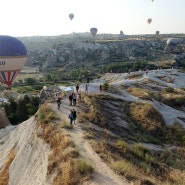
<box><xmin>0</xmin><ymin>108</ymin><xmax>10</xmax><ymax>129</ymax></box>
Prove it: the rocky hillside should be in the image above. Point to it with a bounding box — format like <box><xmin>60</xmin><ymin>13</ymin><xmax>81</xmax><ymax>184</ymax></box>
<box><xmin>0</xmin><ymin>69</ymin><xmax>185</xmax><ymax>185</ymax></box>
<box><xmin>0</xmin><ymin>108</ymin><xmax>10</xmax><ymax>129</ymax></box>
<box><xmin>19</xmin><ymin>34</ymin><xmax>185</xmax><ymax>73</ymax></box>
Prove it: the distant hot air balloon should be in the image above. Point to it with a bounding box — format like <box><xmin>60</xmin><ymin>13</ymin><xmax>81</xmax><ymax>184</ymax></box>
<box><xmin>90</xmin><ymin>28</ymin><xmax>98</xmax><ymax>37</ymax></box>
<box><xmin>120</xmin><ymin>30</ymin><xmax>124</xmax><ymax>35</ymax></box>
<box><xmin>156</xmin><ymin>31</ymin><xmax>160</xmax><ymax>35</ymax></box>
<box><xmin>147</xmin><ymin>18</ymin><xmax>152</xmax><ymax>24</ymax></box>
<box><xmin>69</xmin><ymin>13</ymin><xmax>74</xmax><ymax>21</ymax></box>
<box><xmin>0</xmin><ymin>35</ymin><xmax>27</xmax><ymax>86</ymax></box>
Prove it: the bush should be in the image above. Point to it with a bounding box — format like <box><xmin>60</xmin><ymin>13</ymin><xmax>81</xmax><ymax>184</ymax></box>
<box><xmin>103</xmin><ymin>82</ymin><xmax>109</xmax><ymax>90</ymax></box>
<box><xmin>116</xmin><ymin>140</ymin><xmax>128</xmax><ymax>152</ymax></box>
<box><xmin>163</xmin><ymin>87</ymin><xmax>174</xmax><ymax>93</ymax></box>
<box><xmin>111</xmin><ymin>160</ymin><xmax>137</xmax><ymax>180</ymax></box>
<box><xmin>75</xmin><ymin>159</ymin><xmax>93</xmax><ymax>176</ymax></box>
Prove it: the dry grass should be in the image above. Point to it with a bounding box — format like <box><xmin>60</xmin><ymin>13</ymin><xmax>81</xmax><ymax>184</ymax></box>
<box><xmin>129</xmin><ymin>102</ymin><xmax>165</xmax><ymax>132</ymax></box>
<box><xmin>53</xmin><ymin>161</ymin><xmax>79</xmax><ymax>185</ymax></box>
<box><xmin>160</xmin><ymin>88</ymin><xmax>185</xmax><ymax>107</ymax></box>
<box><xmin>84</xmin><ymin>132</ymin><xmax>95</xmax><ymax>139</ymax></box>
<box><xmin>36</xmin><ymin>103</ymin><xmax>55</xmax><ymax>123</ymax></box>
<box><xmin>127</xmin><ymin>73</ymin><xmax>143</xmax><ymax>79</ymax></box>
<box><xmin>111</xmin><ymin>159</ymin><xmax>138</xmax><ymax>180</ymax></box>
<box><xmin>0</xmin><ymin>148</ymin><xmax>16</xmax><ymax>185</ymax></box>
<box><xmin>80</xmin><ymin>94</ymin><xmax>117</xmax><ymax>127</ymax></box>
<box><xmin>168</xmin><ymin>169</ymin><xmax>185</xmax><ymax>184</ymax></box>
<box><xmin>116</xmin><ymin>140</ymin><xmax>128</xmax><ymax>152</ymax></box>
<box><xmin>126</xmin><ymin>87</ymin><xmax>152</xmax><ymax>100</ymax></box>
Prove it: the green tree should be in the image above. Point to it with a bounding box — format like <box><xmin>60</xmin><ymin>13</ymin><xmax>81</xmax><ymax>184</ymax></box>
<box><xmin>16</xmin><ymin>99</ymin><xmax>29</xmax><ymax>122</ymax></box>
<box><xmin>8</xmin><ymin>98</ymin><xmax>17</xmax><ymax>113</ymax></box>
<box><xmin>25</xmin><ymin>78</ymin><xmax>36</xmax><ymax>85</ymax></box>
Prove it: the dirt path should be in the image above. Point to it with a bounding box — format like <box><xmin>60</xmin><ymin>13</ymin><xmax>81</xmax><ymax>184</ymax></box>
<box><xmin>49</xmin><ymin>95</ymin><xmax>130</xmax><ymax>185</ymax></box>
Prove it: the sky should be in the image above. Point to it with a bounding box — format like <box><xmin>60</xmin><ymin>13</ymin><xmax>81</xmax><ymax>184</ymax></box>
<box><xmin>0</xmin><ymin>0</ymin><xmax>185</xmax><ymax>37</ymax></box>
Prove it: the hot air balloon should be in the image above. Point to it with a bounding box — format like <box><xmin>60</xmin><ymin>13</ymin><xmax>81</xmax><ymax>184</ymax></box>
<box><xmin>120</xmin><ymin>30</ymin><xmax>124</xmax><ymax>35</ymax></box>
<box><xmin>0</xmin><ymin>35</ymin><xmax>27</xmax><ymax>86</ymax></box>
<box><xmin>69</xmin><ymin>13</ymin><xmax>74</xmax><ymax>21</ymax></box>
<box><xmin>147</xmin><ymin>18</ymin><xmax>152</xmax><ymax>24</ymax></box>
<box><xmin>166</xmin><ymin>38</ymin><xmax>182</xmax><ymax>46</ymax></box>
<box><xmin>156</xmin><ymin>31</ymin><xmax>160</xmax><ymax>35</ymax></box>
<box><xmin>90</xmin><ymin>28</ymin><xmax>98</xmax><ymax>37</ymax></box>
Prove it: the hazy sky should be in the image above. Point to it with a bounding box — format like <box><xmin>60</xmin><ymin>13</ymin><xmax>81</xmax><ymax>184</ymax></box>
<box><xmin>0</xmin><ymin>0</ymin><xmax>184</xmax><ymax>36</ymax></box>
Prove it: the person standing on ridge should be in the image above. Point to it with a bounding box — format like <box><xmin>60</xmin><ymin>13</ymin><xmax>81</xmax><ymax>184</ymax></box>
<box><xmin>85</xmin><ymin>83</ymin><xmax>88</xmax><ymax>93</ymax></box>
<box><xmin>57</xmin><ymin>97</ymin><xmax>61</xmax><ymax>110</ymax></box>
<box><xmin>76</xmin><ymin>84</ymin><xmax>79</xmax><ymax>93</ymax></box>
<box><xmin>87</xmin><ymin>78</ymin><xmax>90</xmax><ymax>86</ymax></box>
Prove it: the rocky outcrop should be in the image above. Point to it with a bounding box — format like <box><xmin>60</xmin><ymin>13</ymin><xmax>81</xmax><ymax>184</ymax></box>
<box><xmin>0</xmin><ymin>108</ymin><xmax>10</xmax><ymax>128</ymax></box>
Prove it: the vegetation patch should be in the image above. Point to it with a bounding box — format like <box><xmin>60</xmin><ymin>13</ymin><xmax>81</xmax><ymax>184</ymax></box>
<box><xmin>126</xmin><ymin>87</ymin><xmax>153</xmax><ymax>100</ymax></box>
<box><xmin>128</xmin><ymin>102</ymin><xmax>165</xmax><ymax>132</ymax></box>
<box><xmin>160</xmin><ymin>88</ymin><xmax>185</xmax><ymax>108</ymax></box>
<box><xmin>0</xmin><ymin>148</ymin><xmax>15</xmax><ymax>185</ymax></box>
<box><xmin>79</xmin><ymin>91</ymin><xmax>185</xmax><ymax>184</ymax></box>
<box><xmin>3</xmin><ymin>95</ymin><xmax>40</xmax><ymax>125</ymax></box>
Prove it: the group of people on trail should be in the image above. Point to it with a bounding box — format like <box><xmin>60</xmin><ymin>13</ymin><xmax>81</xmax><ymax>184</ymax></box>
<box><xmin>68</xmin><ymin>109</ymin><xmax>77</xmax><ymax>125</ymax></box>
<box><xmin>69</xmin><ymin>92</ymin><xmax>76</xmax><ymax>106</ymax></box>
<box><xmin>68</xmin><ymin>84</ymin><xmax>82</xmax><ymax>106</ymax></box>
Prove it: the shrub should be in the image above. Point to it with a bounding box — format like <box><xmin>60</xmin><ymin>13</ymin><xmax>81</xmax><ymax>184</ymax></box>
<box><xmin>111</xmin><ymin>160</ymin><xmax>138</xmax><ymax>180</ymax></box>
<box><xmin>116</xmin><ymin>140</ymin><xmax>128</xmax><ymax>152</ymax></box>
<box><xmin>163</xmin><ymin>87</ymin><xmax>174</xmax><ymax>93</ymax></box>
<box><xmin>103</xmin><ymin>82</ymin><xmax>109</xmax><ymax>90</ymax></box>
<box><xmin>74</xmin><ymin>159</ymin><xmax>94</xmax><ymax>176</ymax></box>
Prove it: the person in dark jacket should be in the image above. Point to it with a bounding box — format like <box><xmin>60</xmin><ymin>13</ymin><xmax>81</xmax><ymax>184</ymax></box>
<box><xmin>68</xmin><ymin>110</ymin><xmax>73</xmax><ymax>125</ymax></box>
<box><xmin>69</xmin><ymin>93</ymin><xmax>73</xmax><ymax>106</ymax></box>
<box><xmin>76</xmin><ymin>84</ymin><xmax>79</xmax><ymax>93</ymax></box>
<box><xmin>72</xmin><ymin>109</ymin><xmax>77</xmax><ymax>124</ymax></box>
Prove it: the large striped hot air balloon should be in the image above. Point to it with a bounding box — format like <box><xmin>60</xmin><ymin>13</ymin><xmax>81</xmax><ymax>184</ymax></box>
<box><xmin>0</xmin><ymin>35</ymin><xmax>27</xmax><ymax>86</ymax></box>
<box><xmin>90</xmin><ymin>28</ymin><xmax>98</xmax><ymax>37</ymax></box>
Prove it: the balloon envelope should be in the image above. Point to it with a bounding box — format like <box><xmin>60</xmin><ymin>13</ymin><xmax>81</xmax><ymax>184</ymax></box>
<box><xmin>147</xmin><ymin>18</ymin><xmax>152</xmax><ymax>24</ymax></box>
<box><xmin>90</xmin><ymin>28</ymin><xmax>98</xmax><ymax>37</ymax></box>
<box><xmin>0</xmin><ymin>35</ymin><xmax>27</xmax><ymax>86</ymax></box>
<box><xmin>156</xmin><ymin>31</ymin><xmax>160</xmax><ymax>35</ymax></box>
<box><xmin>69</xmin><ymin>13</ymin><xmax>74</xmax><ymax>20</ymax></box>
<box><xmin>166</xmin><ymin>38</ymin><xmax>182</xmax><ymax>46</ymax></box>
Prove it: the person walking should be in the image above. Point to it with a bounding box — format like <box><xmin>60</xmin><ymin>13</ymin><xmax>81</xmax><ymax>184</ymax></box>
<box><xmin>99</xmin><ymin>84</ymin><xmax>102</xmax><ymax>93</ymax></box>
<box><xmin>69</xmin><ymin>93</ymin><xmax>73</xmax><ymax>106</ymax></box>
<box><xmin>76</xmin><ymin>84</ymin><xmax>79</xmax><ymax>93</ymax></box>
<box><xmin>72</xmin><ymin>109</ymin><xmax>77</xmax><ymax>124</ymax></box>
<box><xmin>68</xmin><ymin>110</ymin><xmax>73</xmax><ymax>125</ymax></box>
<box><xmin>87</xmin><ymin>78</ymin><xmax>90</xmax><ymax>86</ymax></box>
<box><xmin>57</xmin><ymin>97</ymin><xmax>61</xmax><ymax>110</ymax></box>
<box><xmin>72</xmin><ymin>93</ymin><xmax>76</xmax><ymax>106</ymax></box>
<box><xmin>85</xmin><ymin>83</ymin><xmax>88</xmax><ymax>93</ymax></box>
